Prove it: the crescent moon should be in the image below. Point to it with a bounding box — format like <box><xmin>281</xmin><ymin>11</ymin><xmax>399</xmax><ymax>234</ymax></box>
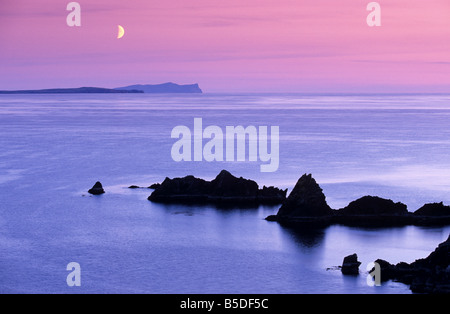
<box><xmin>117</xmin><ymin>25</ymin><xmax>125</xmax><ymax>39</ymax></box>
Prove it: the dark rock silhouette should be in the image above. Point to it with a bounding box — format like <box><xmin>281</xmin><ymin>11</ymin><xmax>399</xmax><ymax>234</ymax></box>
<box><xmin>334</xmin><ymin>195</ymin><xmax>412</xmax><ymax>226</ymax></box>
<box><xmin>266</xmin><ymin>173</ymin><xmax>450</xmax><ymax>226</ymax></box>
<box><xmin>0</xmin><ymin>87</ymin><xmax>142</xmax><ymax>94</ymax></box>
<box><xmin>276</xmin><ymin>174</ymin><xmax>333</xmax><ymax>218</ymax></box>
<box><xmin>128</xmin><ymin>185</ymin><xmax>141</xmax><ymax>189</ymax></box>
<box><xmin>148</xmin><ymin>170</ymin><xmax>286</xmax><ymax>206</ymax></box>
<box><xmin>0</xmin><ymin>83</ymin><xmax>203</xmax><ymax>94</ymax></box>
<box><xmin>209</xmin><ymin>170</ymin><xmax>259</xmax><ymax>198</ymax></box>
<box><xmin>414</xmin><ymin>202</ymin><xmax>450</xmax><ymax>217</ymax></box>
<box><xmin>148</xmin><ymin>183</ymin><xmax>161</xmax><ymax>189</ymax></box>
<box><xmin>88</xmin><ymin>182</ymin><xmax>105</xmax><ymax>195</ymax></box>
<box><xmin>372</xmin><ymin>234</ymin><xmax>450</xmax><ymax>294</ymax></box>
<box><xmin>341</xmin><ymin>254</ymin><xmax>362</xmax><ymax>275</ymax></box>
<box><xmin>338</xmin><ymin>196</ymin><xmax>408</xmax><ymax>216</ymax></box>
<box><xmin>149</xmin><ymin>175</ymin><xmax>209</xmax><ymax>203</ymax></box>
<box><xmin>115</xmin><ymin>82</ymin><xmax>202</xmax><ymax>94</ymax></box>
<box><xmin>260</xmin><ymin>186</ymin><xmax>289</xmax><ymax>203</ymax></box>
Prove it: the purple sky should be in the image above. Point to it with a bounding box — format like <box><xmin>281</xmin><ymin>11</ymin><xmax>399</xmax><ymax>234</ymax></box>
<box><xmin>1</xmin><ymin>0</ymin><xmax>450</xmax><ymax>92</ymax></box>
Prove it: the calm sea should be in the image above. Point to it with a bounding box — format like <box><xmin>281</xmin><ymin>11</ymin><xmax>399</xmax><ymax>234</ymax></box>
<box><xmin>1</xmin><ymin>93</ymin><xmax>450</xmax><ymax>294</ymax></box>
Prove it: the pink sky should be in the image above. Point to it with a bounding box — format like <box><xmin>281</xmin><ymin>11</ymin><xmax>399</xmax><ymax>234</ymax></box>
<box><xmin>0</xmin><ymin>0</ymin><xmax>449</xmax><ymax>92</ymax></box>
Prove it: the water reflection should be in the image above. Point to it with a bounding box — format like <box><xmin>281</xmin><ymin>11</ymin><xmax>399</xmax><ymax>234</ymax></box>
<box><xmin>279</xmin><ymin>224</ymin><xmax>327</xmax><ymax>248</ymax></box>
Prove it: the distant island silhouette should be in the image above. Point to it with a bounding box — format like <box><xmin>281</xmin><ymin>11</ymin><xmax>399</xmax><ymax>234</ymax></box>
<box><xmin>116</xmin><ymin>82</ymin><xmax>202</xmax><ymax>94</ymax></box>
<box><xmin>0</xmin><ymin>83</ymin><xmax>203</xmax><ymax>94</ymax></box>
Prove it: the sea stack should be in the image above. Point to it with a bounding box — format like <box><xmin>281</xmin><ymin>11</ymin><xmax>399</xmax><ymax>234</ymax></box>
<box><xmin>276</xmin><ymin>174</ymin><xmax>333</xmax><ymax>218</ymax></box>
<box><xmin>341</xmin><ymin>254</ymin><xmax>362</xmax><ymax>275</ymax></box>
<box><xmin>88</xmin><ymin>181</ymin><xmax>105</xmax><ymax>195</ymax></box>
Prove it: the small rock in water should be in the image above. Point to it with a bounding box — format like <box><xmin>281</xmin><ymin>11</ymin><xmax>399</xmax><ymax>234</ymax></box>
<box><xmin>341</xmin><ymin>253</ymin><xmax>362</xmax><ymax>275</ymax></box>
<box><xmin>88</xmin><ymin>181</ymin><xmax>105</xmax><ymax>195</ymax></box>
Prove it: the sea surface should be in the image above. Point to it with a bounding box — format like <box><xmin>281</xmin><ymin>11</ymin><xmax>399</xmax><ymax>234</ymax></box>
<box><xmin>1</xmin><ymin>93</ymin><xmax>450</xmax><ymax>294</ymax></box>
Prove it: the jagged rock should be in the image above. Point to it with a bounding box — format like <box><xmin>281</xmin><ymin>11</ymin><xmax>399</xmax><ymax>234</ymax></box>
<box><xmin>88</xmin><ymin>181</ymin><xmax>105</xmax><ymax>195</ymax></box>
<box><xmin>209</xmin><ymin>170</ymin><xmax>259</xmax><ymax>198</ymax></box>
<box><xmin>412</xmin><ymin>234</ymin><xmax>450</xmax><ymax>269</ymax></box>
<box><xmin>148</xmin><ymin>170</ymin><xmax>286</xmax><ymax>206</ymax></box>
<box><xmin>276</xmin><ymin>174</ymin><xmax>333</xmax><ymax>218</ymax></box>
<box><xmin>371</xmin><ymin>234</ymin><xmax>450</xmax><ymax>293</ymax></box>
<box><xmin>414</xmin><ymin>202</ymin><xmax>450</xmax><ymax>217</ymax></box>
<box><xmin>148</xmin><ymin>183</ymin><xmax>161</xmax><ymax>189</ymax></box>
<box><xmin>372</xmin><ymin>259</ymin><xmax>399</xmax><ymax>281</ymax></box>
<box><xmin>341</xmin><ymin>254</ymin><xmax>362</xmax><ymax>275</ymax></box>
<box><xmin>339</xmin><ymin>196</ymin><xmax>408</xmax><ymax>216</ymax></box>
<box><xmin>266</xmin><ymin>173</ymin><xmax>450</xmax><ymax>226</ymax></box>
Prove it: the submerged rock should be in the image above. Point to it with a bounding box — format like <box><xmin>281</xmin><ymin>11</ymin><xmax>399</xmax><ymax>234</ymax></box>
<box><xmin>148</xmin><ymin>170</ymin><xmax>287</xmax><ymax>206</ymax></box>
<box><xmin>341</xmin><ymin>254</ymin><xmax>362</xmax><ymax>275</ymax></box>
<box><xmin>88</xmin><ymin>181</ymin><xmax>105</xmax><ymax>195</ymax></box>
<box><xmin>276</xmin><ymin>174</ymin><xmax>333</xmax><ymax>218</ymax></box>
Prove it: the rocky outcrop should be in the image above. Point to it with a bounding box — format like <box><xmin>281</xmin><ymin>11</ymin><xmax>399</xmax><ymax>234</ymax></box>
<box><xmin>148</xmin><ymin>183</ymin><xmax>161</xmax><ymax>189</ymax></box>
<box><xmin>266</xmin><ymin>173</ymin><xmax>450</xmax><ymax>226</ymax></box>
<box><xmin>371</xmin><ymin>234</ymin><xmax>450</xmax><ymax>294</ymax></box>
<box><xmin>338</xmin><ymin>196</ymin><xmax>408</xmax><ymax>216</ymax></box>
<box><xmin>209</xmin><ymin>170</ymin><xmax>259</xmax><ymax>199</ymax></box>
<box><xmin>341</xmin><ymin>254</ymin><xmax>362</xmax><ymax>275</ymax></box>
<box><xmin>149</xmin><ymin>175</ymin><xmax>209</xmax><ymax>203</ymax></box>
<box><xmin>415</xmin><ymin>202</ymin><xmax>450</xmax><ymax>217</ymax></box>
<box><xmin>333</xmin><ymin>196</ymin><xmax>412</xmax><ymax>226</ymax></box>
<box><xmin>276</xmin><ymin>174</ymin><xmax>333</xmax><ymax>218</ymax></box>
<box><xmin>148</xmin><ymin>170</ymin><xmax>287</xmax><ymax>206</ymax></box>
<box><xmin>88</xmin><ymin>181</ymin><xmax>105</xmax><ymax>195</ymax></box>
